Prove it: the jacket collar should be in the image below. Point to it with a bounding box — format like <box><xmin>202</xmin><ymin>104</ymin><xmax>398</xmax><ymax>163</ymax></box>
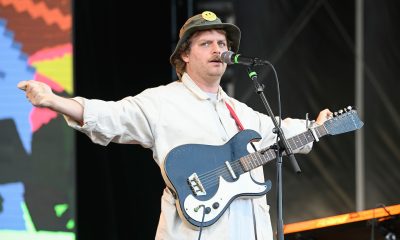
<box><xmin>181</xmin><ymin>72</ymin><xmax>229</xmax><ymax>101</ymax></box>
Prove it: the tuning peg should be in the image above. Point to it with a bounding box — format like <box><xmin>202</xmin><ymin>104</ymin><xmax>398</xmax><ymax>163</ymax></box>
<box><xmin>334</xmin><ymin>111</ymin><xmax>338</xmax><ymax>116</ymax></box>
<box><xmin>338</xmin><ymin>109</ymin><xmax>343</xmax><ymax>115</ymax></box>
<box><xmin>347</xmin><ymin>106</ymin><xmax>352</xmax><ymax>111</ymax></box>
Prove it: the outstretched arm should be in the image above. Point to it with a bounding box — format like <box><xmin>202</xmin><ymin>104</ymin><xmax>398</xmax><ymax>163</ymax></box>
<box><xmin>17</xmin><ymin>80</ymin><xmax>84</xmax><ymax>123</ymax></box>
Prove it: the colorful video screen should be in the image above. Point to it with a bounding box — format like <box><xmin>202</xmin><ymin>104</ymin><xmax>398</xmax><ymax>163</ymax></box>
<box><xmin>0</xmin><ymin>0</ymin><xmax>75</xmax><ymax>239</ymax></box>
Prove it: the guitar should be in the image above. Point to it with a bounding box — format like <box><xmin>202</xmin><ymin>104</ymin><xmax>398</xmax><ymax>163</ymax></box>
<box><xmin>161</xmin><ymin>107</ymin><xmax>364</xmax><ymax>229</ymax></box>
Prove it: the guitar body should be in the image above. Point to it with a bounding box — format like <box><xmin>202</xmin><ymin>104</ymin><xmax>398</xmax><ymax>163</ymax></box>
<box><xmin>162</xmin><ymin>129</ymin><xmax>272</xmax><ymax>229</ymax></box>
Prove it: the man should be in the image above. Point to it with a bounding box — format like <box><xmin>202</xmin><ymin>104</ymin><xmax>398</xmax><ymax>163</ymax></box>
<box><xmin>18</xmin><ymin>11</ymin><xmax>331</xmax><ymax>240</ymax></box>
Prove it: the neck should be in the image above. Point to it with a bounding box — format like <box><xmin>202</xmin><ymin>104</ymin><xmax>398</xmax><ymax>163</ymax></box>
<box><xmin>189</xmin><ymin>75</ymin><xmax>221</xmax><ymax>93</ymax></box>
<box><xmin>195</xmin><ymin>81</ymin><xmax>220</xmax><ymax>93</ymax></box>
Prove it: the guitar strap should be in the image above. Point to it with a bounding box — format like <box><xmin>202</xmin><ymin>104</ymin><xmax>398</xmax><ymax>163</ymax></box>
<box><xmin>225</xmin><ymin>101</ymin><xmax>257</xmax><ymax>153</ymax></box>
<box><xmin>225</xmin><ymin>101</ymin><xmax>244</xmax><ymax>131</ymax></box>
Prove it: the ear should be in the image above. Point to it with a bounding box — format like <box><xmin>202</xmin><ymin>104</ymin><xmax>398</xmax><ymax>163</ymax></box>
<box><xmin>181</xmin><ymin>52</ymin><xmax>189</xmax><ymax>63</ymax></box>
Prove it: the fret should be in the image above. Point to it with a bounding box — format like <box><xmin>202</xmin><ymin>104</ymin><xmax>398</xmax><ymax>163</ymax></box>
<box><xmin>240</xmin><ymin>157</ymin><xmax>247</xmax><ymax>171</ymax></box>
<box><xmin>247</xmin><ymin>155</ymin><xmax>255</xmax><ymax>169</ymax></box>
<box><xmin>241</xmin><ymin>148</ymin><xmax>273</xmax><ymax>172</ymax></box>
<box><xmin>245</xmin><ymin>158</ymin><xmax>250</xmax><ymax>171</ymax></box>
<box><xmin>256</xmin><ymin>151</ymin><xmax>263</xmax><ymax>163</ymax></box>
<box><xmin>304</xmin><ymin>131</ymin><xmax>312</xmax><ymax>141</ymax></box>
<box><xmin>254</xmin><ymin>151</ymin><xmax>263</xmax><ymax>166</ymax></box>
<box><xmin>302</xmin><ymin>131</ymin><xmax>313</xmax><ymax>144</ymax></box>
<box><xmin>265</xmin><ymin>149</ymin><xmax>276</xmax><ymax>162</ymax></box>
<box><xmin>296</xmin><ymin>135</ymin><xmax>303</xmax><ymax>147</ymax></box>
<box><xmin>244</xmin><ymin>155</ymin><xmax>251</xmax><ymax>170</ymax></box>
<box><xmin>287</xmin><ymin>132</ymin><xmax>312</xmax><ymax>152</ymax></box>
<box><xmin>315</xmin><ymin>125</ymin><xmax>327</xmax><ymax>138</ymax></box>
<box><xmin>262</xmin><ymin>150</ymin><xmax>273</xmax><ymax>164</ymax></box>
<box><xmin>251</xmin><ymin>153</ymin><xmax>260</xmax><ymax>169</ymax></box>
<box><xmin>293</xmin><ymin>135</ymin><xmax>302</xmax><ymax>149</ymax></box>
<box><xmin>290</xmin><ymin>137</ymin><xmax>298</xmax><ymax>149</ymax></box>
<box><xmin>250</xmin><ymin>155</ymin><xmax>256</xmax><ymax>169</ymax></box>
<box><xmin>298</xmin><ymin>134</ymin><xmax>305</xmax><ymax>146</ymax></box>
<box><xmin>255</xmin><ymin>152</ymin><xmax>263</xmax><ymax>166</ymax></box>
<box><xmin>299</xmin><ymin>133</ymin><xmax>308</xmax><ymax>145</ymax></box>
<box><xmin>243</xmin><ymin>155</ymin><xmax>252</xmax><ymax>171</ymax></box>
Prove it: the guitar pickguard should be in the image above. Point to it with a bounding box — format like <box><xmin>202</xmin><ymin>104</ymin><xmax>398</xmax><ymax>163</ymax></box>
<box><xmin>183</xmin><ymin>172</ymin><xmax>270</xmax><ymax>223</ymax></box>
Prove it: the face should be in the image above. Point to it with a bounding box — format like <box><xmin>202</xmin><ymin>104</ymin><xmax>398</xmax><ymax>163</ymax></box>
<box><xmin>181</xmin><ymin>30</ymin><xmax>228</xmax><ymax>82</ymax></box>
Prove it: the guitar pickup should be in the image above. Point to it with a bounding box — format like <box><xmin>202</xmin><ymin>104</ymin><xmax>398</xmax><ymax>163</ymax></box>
<box><xmin>188</xmin><ymin>173</ymin><xmax>206</xmax><ymax>196</ymax></box>
<box><xmin>225</xmin><ymin>161</ymin><xmax>237</xmax><ymax>179</ymax></box>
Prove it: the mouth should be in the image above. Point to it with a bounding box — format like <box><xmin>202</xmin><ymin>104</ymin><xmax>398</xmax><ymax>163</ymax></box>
<box><xmin>209</xmin><ymin>57</ymin><xmax>222</xmax><ymax>64</ymax></box>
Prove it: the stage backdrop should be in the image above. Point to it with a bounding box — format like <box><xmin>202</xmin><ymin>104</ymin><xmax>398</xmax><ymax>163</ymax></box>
<box><xmin>0</xmin><ymin>0</ymin><xmax>75</xmax><ymax>239</ymax></box>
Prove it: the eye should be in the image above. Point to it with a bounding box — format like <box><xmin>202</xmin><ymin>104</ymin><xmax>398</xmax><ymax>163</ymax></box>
<box><xmin>218</xmin><ymin>42</ymin><xmax>226</xmax><ymax>48</ymax></box>
<box><xmin>200</xmin><ymin>42</ymin><xmax>210</xmax><ymax>47</ymax></box>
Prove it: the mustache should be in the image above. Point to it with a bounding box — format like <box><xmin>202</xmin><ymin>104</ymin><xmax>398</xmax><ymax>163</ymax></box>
<box><xmin>209</xmin><ymin>55</ymin><xmax>222</xmax><ymax>62</ymax></box>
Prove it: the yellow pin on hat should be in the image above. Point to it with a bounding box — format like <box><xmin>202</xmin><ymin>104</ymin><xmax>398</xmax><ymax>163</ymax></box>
<box><xmin>201</xmin><ymin>11</ymin><xmax>217</xmax><ymax>21</ymax></box>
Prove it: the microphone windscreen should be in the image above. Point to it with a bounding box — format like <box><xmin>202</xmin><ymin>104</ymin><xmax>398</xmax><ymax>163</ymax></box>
<box><xmin>220</xmin><ymin>51</ymin><xmax>234</xmax><ymax>65</ymax></box>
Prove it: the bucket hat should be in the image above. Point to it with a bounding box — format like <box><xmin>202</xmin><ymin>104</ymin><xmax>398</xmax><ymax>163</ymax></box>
<box><xmin>170</xmin><ymin>11</ymin><xmax>241</xmax><ymax>66</ymax></box>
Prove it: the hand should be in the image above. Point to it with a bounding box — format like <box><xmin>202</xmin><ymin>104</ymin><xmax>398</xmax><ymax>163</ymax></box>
<box><xmin>17</xmin><ymin>80</ymin><xmax>54</xmax><ymax>108</ymax></box>
<box><xmin>315</xmin><ymin>108</ymin><xmax>333</xmax><ymax>125</ymax></box>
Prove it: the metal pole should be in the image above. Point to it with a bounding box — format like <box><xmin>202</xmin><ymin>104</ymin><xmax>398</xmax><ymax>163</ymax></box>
<box><xmin>355</xmin><ymin>0</ymin><xmax>365</xmax><ymax>212</ymax></box>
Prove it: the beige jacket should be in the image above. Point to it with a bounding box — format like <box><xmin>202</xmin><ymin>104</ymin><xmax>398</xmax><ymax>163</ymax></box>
<box><xmin>65</xmin><ymin>73</ymin><xmax>312</xmax><ymax>240</ymax></box>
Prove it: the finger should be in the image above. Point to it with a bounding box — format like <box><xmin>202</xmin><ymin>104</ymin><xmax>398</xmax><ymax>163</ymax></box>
<box><xmin>26</xmin><ymin>84</ymin><xmax>34</xmax><ymax>95</ymax></box>
<box><xmin>327</xmin><ymin>110</ymin><xmax>333</xmax><ymax>119</ymax></box>
<box><xmin>324</xmin><ymin>110</ymin><xmax>331</xmax><ymax>118</ymax></box>
<box><xmin>17</xmin><ymin>81</ymin><xmax>28</xmax><ymax>91</ymax></box>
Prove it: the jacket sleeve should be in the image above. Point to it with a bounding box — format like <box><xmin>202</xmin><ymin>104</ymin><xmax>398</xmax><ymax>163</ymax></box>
<box><xmin>63</xmin><ymin>88</ymin><xmax>161</xmax><ymax>148</ymax></box>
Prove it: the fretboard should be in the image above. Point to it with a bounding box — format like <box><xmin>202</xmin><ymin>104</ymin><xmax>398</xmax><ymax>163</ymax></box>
<box><xmin>240</xmin><ymin>125</ymin><xmax>328</xmax><ymax>172</ymax></box>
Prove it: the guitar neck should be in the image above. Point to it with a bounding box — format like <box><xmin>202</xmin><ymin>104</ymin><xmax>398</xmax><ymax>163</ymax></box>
<box><xmin>240</xmin><ymin>125</ymin><xmax>328</xmax><ymax>172</ymax></box>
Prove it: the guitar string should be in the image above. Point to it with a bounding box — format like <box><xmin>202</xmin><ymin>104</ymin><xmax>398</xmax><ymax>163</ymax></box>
<box><xmin>197</xmin><ymin>152</ymin><xmax>259</xmax><ymax>182</ymax></box>
<box><xmin>198</xmin><ymin>152</ymin><xmax>272</xmax><ymax>188</ymax></box>
<box><xmin>197</xmin><ymin>136</ymin><xmax>314</xmax><ymax>189</ymax></box>
<box><xmin>197</xmin><ymin>147</ymin><xmax>278</xmax><ymax>187</ymax></box>
<box><xmin>194</xmin><ymin>130</ymin><xmax>321</xmax><ymax>189</ymax></box>
<box><xmin>199</xmin><ymin>132</ymin><xmax>312</xmax><ymax>183</ymax></box>
<box><xmin>198</xmin><ymin>147</ymin><xmax>276</xmax><ymax>182</ymax></box>
<box><xmin>197</xmin><ymin>160</ymin><xmax>244</xmax><ymax>188</ymax></box>
<box><xmin>198</xmin><ymin>159</ymin><xmax>241</xmax><ymax>183</ymax></box>
<box><xmin>195</xmin><ymin>154</ymin><xmax>248</xmax><ymax>180</ymax></box>
<box><xmin>200</xmin><ymin>157</ymin><xmax>265</xmax><ymax>189</ymax></box>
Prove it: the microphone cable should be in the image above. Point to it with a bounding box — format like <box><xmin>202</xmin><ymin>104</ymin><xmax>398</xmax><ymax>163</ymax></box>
<box><xmin>263</xmin><ymin>61</ymin><xmax>282</xmax><ymax>127</ymax></box>
<box><xmin>197</xmin><ymin>205</ymin><xmax>207</xmax><ymax>240</ymax></box>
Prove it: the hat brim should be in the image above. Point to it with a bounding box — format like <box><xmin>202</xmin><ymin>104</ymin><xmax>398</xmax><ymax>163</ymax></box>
<box><xmin>170</xmin><ymin>22</ymin><xmax>241</xmax><ymax>65</ymax></box>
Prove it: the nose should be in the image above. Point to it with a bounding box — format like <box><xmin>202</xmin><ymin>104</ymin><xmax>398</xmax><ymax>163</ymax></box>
<box><xmin>211</xmin><ymin>42</ymin><xmax>222</xmax><ymax>55</ymax></box>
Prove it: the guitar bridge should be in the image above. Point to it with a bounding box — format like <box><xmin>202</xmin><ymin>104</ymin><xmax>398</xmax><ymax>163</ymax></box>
<box><xmin>188</xmin><ymin>173</ymin><xmax>206</xmax><ymax>196</ymax></box>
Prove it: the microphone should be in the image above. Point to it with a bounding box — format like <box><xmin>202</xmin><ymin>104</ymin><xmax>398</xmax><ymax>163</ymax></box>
<box><xmin>220</xmin><ymin>51</ymin><xmax>270</xmax><ymax>66</ymax></box>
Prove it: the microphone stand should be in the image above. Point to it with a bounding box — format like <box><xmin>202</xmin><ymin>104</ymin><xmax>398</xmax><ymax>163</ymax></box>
<box><xmin>246</xmin><ymin>65</ymin><xmax>301</xmax><ymax>240</ymax></box>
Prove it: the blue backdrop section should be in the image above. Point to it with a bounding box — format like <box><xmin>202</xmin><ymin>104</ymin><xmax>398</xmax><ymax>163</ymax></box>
<box><xmin>0</xmin><ymin>0</ymin><xmax>75</xmax><ymax>236</ymax></box>
<box><xmin>0</xmin><ymin>182</ymin><xmax>26</xmax><ymax>230</ymax></box>
<box><xmin>0</xmin><ymin>18</ymin><xmax>35</xmax><ymax>154</ymax></box>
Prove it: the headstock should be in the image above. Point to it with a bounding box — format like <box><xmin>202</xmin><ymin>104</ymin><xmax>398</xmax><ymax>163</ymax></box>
<box><xmin>324</xmin><ymin>106</ymin><xmax>364</xmax><ymax>135</ymax></box>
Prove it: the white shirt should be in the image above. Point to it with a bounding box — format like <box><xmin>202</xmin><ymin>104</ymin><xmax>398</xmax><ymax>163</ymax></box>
<box><xmin>64</xmin><ymin>73</ymin><xmax>312</xmax><ymax>240</ymax></box>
